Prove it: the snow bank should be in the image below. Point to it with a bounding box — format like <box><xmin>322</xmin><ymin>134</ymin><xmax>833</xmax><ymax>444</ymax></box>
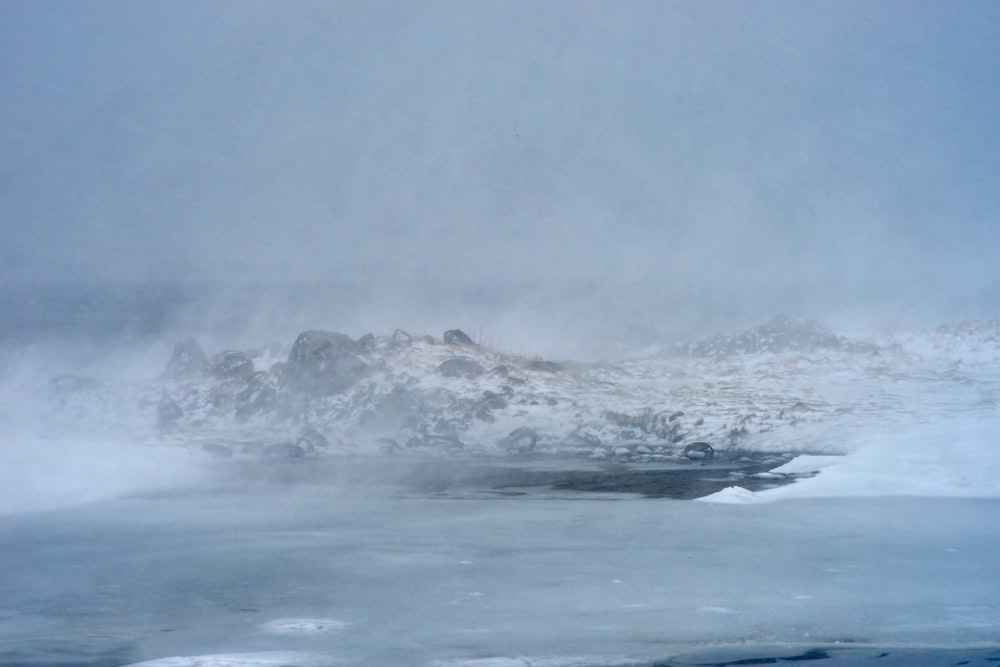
<box><xmin>703</xmin><ymin>414</ymin><xmax>1000</xmax><ymax>502</ymax></box>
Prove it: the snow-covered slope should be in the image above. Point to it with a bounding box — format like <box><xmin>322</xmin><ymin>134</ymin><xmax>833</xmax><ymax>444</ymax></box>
<box><xmin>30</xmin><ymin>316</ymin><xmax>1000</xmax><ymax>501</ymax></box>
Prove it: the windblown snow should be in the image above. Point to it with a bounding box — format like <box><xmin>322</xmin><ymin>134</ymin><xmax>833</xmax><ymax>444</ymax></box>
<box><xmin>9</xmin><ymin>316</ymin><xmax>999</xmax><ymax>509</ymax></box>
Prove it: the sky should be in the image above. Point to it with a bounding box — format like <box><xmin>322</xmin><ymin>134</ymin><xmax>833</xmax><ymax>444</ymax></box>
<box><xmin>2</xmin><ymin>0</ymin><xmax>999</xmax><ymax>350</ymax></box>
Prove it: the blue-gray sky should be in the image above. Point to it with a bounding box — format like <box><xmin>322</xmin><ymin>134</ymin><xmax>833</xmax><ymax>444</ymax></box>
<box><xmin>2</xmin><ymin>1</ymin><xmax>999</xmax><ymax>347</ymax></box>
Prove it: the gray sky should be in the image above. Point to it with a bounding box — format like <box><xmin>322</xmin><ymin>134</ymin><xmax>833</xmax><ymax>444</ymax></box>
<box><xmin>2</xmin><ymin>1</ymin><xmax>999</xmax><ymax>349</ymax></box>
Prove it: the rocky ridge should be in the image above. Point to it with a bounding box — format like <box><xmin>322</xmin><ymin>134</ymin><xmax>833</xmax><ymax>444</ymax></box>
<box><xmin>43</xmin><ymin>318</ymin><xmax>1000</xmax><ymax>463</ymax></box>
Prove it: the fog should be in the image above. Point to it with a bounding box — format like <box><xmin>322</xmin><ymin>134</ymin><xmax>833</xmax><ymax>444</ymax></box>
<box><xmin>3</xmin><ymin>1</ymin><xmax>999</xmax><ymax>355</ymax></box>
<box><xmin>2</xmin><ymin>5</ymin><xmax>1000</xmax><ymax>664</ymax></box>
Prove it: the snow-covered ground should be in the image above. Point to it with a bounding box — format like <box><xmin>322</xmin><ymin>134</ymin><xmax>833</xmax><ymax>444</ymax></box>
<box><xmin>1</xmin><ymin>317</ymin><xmax>998</xmax><ymax>666</ymax></box>
<box><xmin>5</xmin><ymin>316</ymin><xmax>999</xmax><ymax>510</ymax></box>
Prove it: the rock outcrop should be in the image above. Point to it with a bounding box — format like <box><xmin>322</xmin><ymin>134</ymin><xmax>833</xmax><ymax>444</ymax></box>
<box><xmin>444</xmin><ymin>329</ymin><xmax>477</xmax><ymax>346</ymax></box>
<box><xmin>283</xmin><ymin>330</ymin><xmax>368</xmax><ymax>395</ymax></box>
<box><xmin>139</xmin><ymin>317</ymin><xmax>883</xmax><ymax>462</ymax></box>
<box><xmin>437</xmin><ymin>357</ymin><xmax>485</xmax><ymax>378</ymax></box>
<box><xmin>682</xmin><ymin>315</ymin><xmax>867</xmax><ymax>356</ymax></box>
<box><xmin>210</xmin><ymin>351</ymin><xmax>254</xmax><ymax>381</ymax></box>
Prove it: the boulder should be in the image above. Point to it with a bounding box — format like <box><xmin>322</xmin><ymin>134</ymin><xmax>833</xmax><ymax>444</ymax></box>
<box><xmin>234</xmin><ymin>372</ymin><xmax>277</xmax><ymax>422</ymax></box>
<box><xmin>390</xmin><ymin>329</ymin><xmax>413</xmax><ymax>348</ymax></box>
<box><xmin>437</xmin><ymin>357</ymin><xmax>484</xmax><ymax>378</ymax></box>
<box><xmin>444</xmin><ymin>329</ymin><xmax>477</xmax><ymax>346</ymax></box>
<box><xmin>164</xmin><ymin>338</ymin><xmax>208</xmax><ymax>380</ymax></box>
<box><xmin>499</xmin><ymin>427</ymin><xmax>538</xmax><ymax>453</ymax></box>
<box><xmin>481</xmin><ymin>390</ymin><xmax>508</xmax><ymax>409</ymax></box>
<box><xmin>284</xmin><ymin>330</ymin><xmax>368</xmax><ymax>395</ymax></box>
<box><xmin>357</xmin><ymin>333</ymin><xmax>376</xmax><ymax>353</ymax></box>
<box><xmin>297</xmin><ymin>428</ymin><xmax>329</xmax><ymax>451</ymax></box>
<box><xmin>682</xmin><ymin>442</ymin><xmax>715</xmax><ymax>459</ymax></box>
<box><xmin>359</xmin><ymin>385</ymin><xmax>420</xmax><ymax>430</ymax></box>
<box><xmin>210</xmin><ymin>351</ymin><xmax>255</xmax><ymax>381</ymax></box>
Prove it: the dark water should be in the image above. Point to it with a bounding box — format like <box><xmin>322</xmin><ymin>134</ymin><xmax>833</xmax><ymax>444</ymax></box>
<box><xmin>224</xmin><ymin>453</ymin><xmax>804</xmax><ymax>500</ymax></box>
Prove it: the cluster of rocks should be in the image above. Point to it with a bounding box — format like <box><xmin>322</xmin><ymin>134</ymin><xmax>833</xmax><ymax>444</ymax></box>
<box><xmin>680</xmin><ymin>315</ymin><xmax>880</xmax><ymax>357</ymax></box>
<box><xmin>144</xmin><ymin>327</ymin><xmax>725</xmax><ymax>461</ymax></box>
<box><xmin>49</xmin><ymin>317</ymin><xmax>881</xmax><ymax>462</ymax></box>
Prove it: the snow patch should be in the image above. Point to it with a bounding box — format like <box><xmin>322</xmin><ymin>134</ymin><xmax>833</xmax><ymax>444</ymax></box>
<box><xmin>122</xmin><ymin>652</ymin><xmax>339</xmax><ymax>667</ymax></box>
<box><xmin>697</xmin><ymin>485</ymin><xmax>767</xmax><ymax>504</ymax></box>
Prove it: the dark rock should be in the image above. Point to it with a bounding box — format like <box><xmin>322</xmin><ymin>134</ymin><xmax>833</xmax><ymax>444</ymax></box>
<box><xmin>499</xmin><ymin>427</ymin><xmax>538</xmax><ymax>453</ymax></box>
<box><xmin>208</xmin><ymin>385</ymin><xmax>234</xmax><ymax>412</ymax></box>
<box><xmin>284</xmin><ymin>330</ymin><xmax>368</xmax><ymax>395</ymax></box>
<box><xmin>298</xmin><ymin>428</ymin><xmax>329</xmax><ymax>450</ymax></box>
<box><xmin>359</xmin><ymin>385</ymin><xmax>420</xmax><ymax>430</ymax></box>
<box><xmin>437</xmin><ymin>357</ymin><xmax>485</xmax><ymax>378</ymax></box>
<box><xmin>683</xmin><ymin>441</ymin><xmax>715</xmax><ymax>459</ymax></box>
<box><xmin>210</xmin><ymin>351</ymin><xmax>255</xmax><ymax>381</ymax></box>
<box><xmin>357</xmin><ymin>333</ymin><xmax>376</xmax><ymax>352</ymax></box>
<box><xmin>164</xmin><ymin>338</ymin><xmax>208</xmax><ymax>380</ymax></box>
<box><xmin>234</xmin><ymin>373</ymin><xmax>277</xmax><ymax>422</ymax></box>
<box><xmin>444</xmin><ymin>329</ymin><xmax>477</xmax><ymax>346</ymax></box>
<box><xmin>482</xmin><ymin>390</ymin><xmax>508</xmax><ymax>409</ymax></box>
<box><xmin>390</xmin><ymin>329</ymin><xmax>413</xmax><ymax>348</ymax></box>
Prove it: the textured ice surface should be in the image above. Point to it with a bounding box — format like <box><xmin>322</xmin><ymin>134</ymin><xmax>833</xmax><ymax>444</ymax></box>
<box><xmin>1</xmin><ymin>477</ymin><xmax>998</xmax><ymax>666</ymax></box>
<box><xmin>123</xmin><ymin>653</ymin><xmax>338</xmax><ymax>667</ymax></box>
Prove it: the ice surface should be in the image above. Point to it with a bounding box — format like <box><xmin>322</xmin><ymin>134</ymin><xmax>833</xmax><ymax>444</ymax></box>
<box><xmin>123</xmin><ymin>653</ymin><xmax>337</xmax><ymax>667</ymax></box>
<box><xmin>260</xmin><ymin>618</ymin><xmax>350</xmax><ymax>635</ymax></box>
<box><xmin>1</xmin><ymin>473</ymin><xmax>998</xmax><ymax>666</ymax></box>
<box><xmin>1</xmin><ymin>320</ymin><xmax>998</xmax><ymax>665</ymax></box>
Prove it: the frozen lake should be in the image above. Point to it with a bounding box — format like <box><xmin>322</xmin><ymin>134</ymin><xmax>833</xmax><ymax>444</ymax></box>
<box><xmin>1</xmin><ymin>459</ymin><xmax>998</xmax><ymax>667</ymax></box>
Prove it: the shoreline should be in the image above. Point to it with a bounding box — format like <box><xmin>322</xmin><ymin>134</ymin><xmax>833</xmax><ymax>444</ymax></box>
<box><xmin>212</xmin><ymin>450</ymin><xmax>813</xmax><ymax>500</ymax></box>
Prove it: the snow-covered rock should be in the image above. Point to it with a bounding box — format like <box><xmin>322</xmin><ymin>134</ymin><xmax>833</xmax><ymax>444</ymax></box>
<box><xmin>37</xmin><ymin>317</ymin><xmax>1000</xmax><ymax>474</ymax></box>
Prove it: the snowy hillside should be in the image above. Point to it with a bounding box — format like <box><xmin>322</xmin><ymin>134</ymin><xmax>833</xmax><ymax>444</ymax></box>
<box><xmin>38</xmin><ymin>316</ymin><xmax>1000</xmax><ymax>498</ymax></box>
